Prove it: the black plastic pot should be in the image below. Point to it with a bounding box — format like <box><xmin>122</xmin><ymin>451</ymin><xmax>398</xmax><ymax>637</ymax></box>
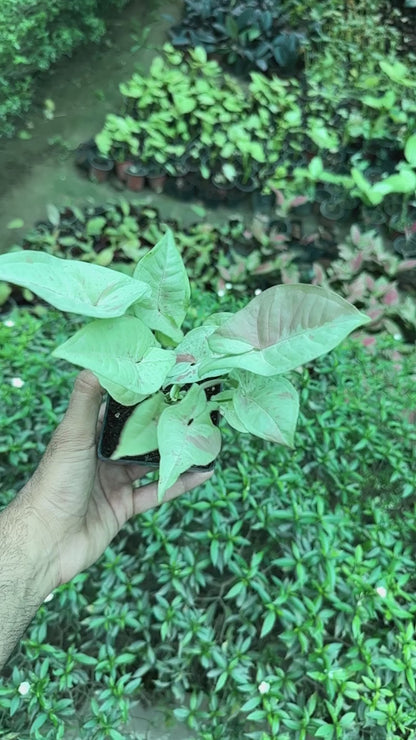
<box><xmin>235</xmin><ymin>176</ymin><xmax>258</xmax><ymax>193</ymax></box>
<box><xmin>225</xmin><ymin>188</ymin><xmax>248</xmax><ymax>207</ymax></box>
<box><xmin>98</xmin><ymin>386</ymin><xmax>220</xmax><ymax>469</ymax></box>
<box><xmin>168</xmin><ymin>175</ymin><xmax>197</xmax><ymax>200</ymax></box>
<box><xmin>251</xmin><ymin>191</ymin><xmax>275</xmax><ymax>214</ymax></box>
<box><xmin>89</xmin><ymin>155</ymin><xmax>114</xmax><ymax>183</ymax></box>
<box><xmin>361</xmin><ymin>206</ymin><xmax>387</xmax><ymax>228</ymax></box>
<box><xmin>269</xmin><ymin>218</ymin><xmax>291</xmax><ymax>236</ymax></box>
<box><xmin>319</xmin><ymin>199</ymin><xmax>347</xmax><ymax>221</ymax></box>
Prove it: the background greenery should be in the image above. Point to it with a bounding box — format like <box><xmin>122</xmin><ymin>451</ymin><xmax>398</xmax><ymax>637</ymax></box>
<box><xmin>0</xmin><ymin>0</ymin><xmax>130</xmax><ymax>138</ymax></box>
<box><xmin>1</xmin><ymin>0</ymin><xmax>416</xmax><ymax>738</ymax></box>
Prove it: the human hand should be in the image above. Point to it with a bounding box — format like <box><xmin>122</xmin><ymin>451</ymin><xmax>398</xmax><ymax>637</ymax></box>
<box><xmin>20</xmin><ymin>371</ymin><xmax>213</xmax><ymax>588</ymax></box>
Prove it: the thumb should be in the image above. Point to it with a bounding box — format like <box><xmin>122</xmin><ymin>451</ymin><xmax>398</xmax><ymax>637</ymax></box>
<box><xmin>59</xmin><ymin>371</ymin><xmax>103</xmax><ymax>448</ymax></box>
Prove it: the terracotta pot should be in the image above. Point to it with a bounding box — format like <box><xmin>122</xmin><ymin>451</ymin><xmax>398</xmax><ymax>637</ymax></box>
<box><xmin>89</xmin><ymin>155</ymin><xmax>114</xmax><ymax>183</ymax></box>
<box><xmin>126</xmin><ymin>165</ymin><xmax>146</xmax><ymax>192</ymax></box>
<box><xmin>116</xmin><ymin>160</ymin><xmax>133</xmax><ymax>182</ymax></box>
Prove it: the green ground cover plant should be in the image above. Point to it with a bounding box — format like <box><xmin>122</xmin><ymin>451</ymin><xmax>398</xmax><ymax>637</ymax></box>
<box><xmin>0</xmin><ymin>0</ymin><xmax>130</xmax><ymax>138</ymax></box>
<box><xmin>0</xmin><ymin>299</ymin><xmax>415</xmax><ymax>739</ymax></box>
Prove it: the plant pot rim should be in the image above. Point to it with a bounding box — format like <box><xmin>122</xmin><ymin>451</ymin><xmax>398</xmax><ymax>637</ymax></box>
<box><xmin>89</xmin><ymin>154</ymin><xmax>114</xmax><ymax>171</ymax></box>
<box><xmin>126</xmin><ymin>164</ymin><xmax>148</xmax><ymax>176</ymax></box>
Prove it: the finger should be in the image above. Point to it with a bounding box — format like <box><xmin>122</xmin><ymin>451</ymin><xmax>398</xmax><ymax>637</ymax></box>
<box><xmin>132</xmin><ymin>469</ymin><xmax>213</xmax><ymax>515</ymax></box>
<box><xmin>59</xmin><ymin>371</ymin><xmax>103</xmax><ymax>447</ymax></box>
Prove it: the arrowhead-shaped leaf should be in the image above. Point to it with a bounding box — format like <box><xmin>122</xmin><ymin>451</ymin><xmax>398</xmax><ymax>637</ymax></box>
<box><xmin>0</xmin><ymin>251</ymin><xmax>151</xmax><ymax>317</ymax></box>
<box><xmin>53</xmin><ymin>316</ymin><xmax>176</xmax><ymax>404</ymax></box>
<box><xmin>228</xmin><ymin>371</ymin><xmax>299</xmax><ymax>446</ymax></box>
<box><xmin>202</xmin><ymin>285</ymin><xmax>370</xmax><ymax>376</ymax></box>
<box><xmin>111</xmin><ymin>392</ymin><xmax>166</xmax><ymax>459</ymax></box>
<box><xmin>132</xmin><ymin>229</ymin><xmax>190</xmax><ymax>340</ymax></box>
<box><xmin>157</xmin><ymin>384</ymin><xmax>221</xmax><ymax>501</ymax></box>
<box><xmin>166</xmin><ymin>324</ymin><xmax>220</xmax><ymax>384</ymax></box>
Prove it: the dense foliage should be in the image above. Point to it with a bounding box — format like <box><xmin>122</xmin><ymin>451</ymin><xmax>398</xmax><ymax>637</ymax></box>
<box><xmin>0</xmin><ymin>0</ymin><xmax>130</xmax><ymax>138</ymax></box>
<box><xmin>92</xmin><ymin>39</ymin><xmax>416</xmax><ymax>220</ymax></box>
<box><xmin>2</xmin><ymin>201</ymin><xmax>415</xmax><ymax>345</ymax></box>
<box><xmin>0</xmin><ymin>304</ymin><xmax>415</xmax><ymax>738</ymax></box>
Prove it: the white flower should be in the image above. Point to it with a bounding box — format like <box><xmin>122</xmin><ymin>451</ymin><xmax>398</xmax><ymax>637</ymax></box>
<box><xmin>18</xmin><ymin>681</ymin><xmax>31</xmax><ymax>696</ymax></box>
<box><xmin>217</xmin><ymin>289</ymin><xmax>225</xmax><ymax>297</ymax></box>
<box><xmin>10</xmin><ymin>377</ymin><xmax>25</xmax><ymax>388</ymax></box>
<box><xmin>3</xmin><ymin>319</ymin><xmax>14</xmax><ymax>327</ymax></box>
<box><xmin>44</xmin><ymin>592</ymin><xmax>54</xmax><ymax>603</ymax></box>
<box><xmin>258</xmin><ymin>680</ymin><xmax>270</xmax><ymax>695</ymax></box>
<box><xmin>225</xmin><ymin>282</ymin><xmax>232</xmax><ymax>289</ymax></box>
<box><xmin>376</xmin><ymin>586</ymin><xmax>387</xmax><ymax>598</ymax></box>
<box><xmin>254</xmin><ymin>288</ymin><xmax>262</xmax><ymax>296</ymax></box>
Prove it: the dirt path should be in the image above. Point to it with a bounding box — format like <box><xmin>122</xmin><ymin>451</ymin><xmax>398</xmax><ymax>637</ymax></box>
<box><xmin>0</xmin><ymin>0</ymin><xmax>184</xmax><ymax>251</ymax></box>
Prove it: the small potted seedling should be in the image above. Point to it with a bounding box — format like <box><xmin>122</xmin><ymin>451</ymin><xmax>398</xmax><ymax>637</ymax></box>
<box><xmin>0</xmin><ymin>232</ymin><xmax>369</xmax><ymax>501</ymax></box>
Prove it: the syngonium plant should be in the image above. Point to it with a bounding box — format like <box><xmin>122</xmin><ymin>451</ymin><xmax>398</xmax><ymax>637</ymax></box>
<box><xmin>0</xmin><ymin>231</ymin><xmax>369</xmax><ymax>501</ymax></box>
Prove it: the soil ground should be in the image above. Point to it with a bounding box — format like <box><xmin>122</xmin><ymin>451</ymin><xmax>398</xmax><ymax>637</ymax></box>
<box><xmin>0</xmin><ymin>0</ymin><xmax>235</xmax><ymax>255</ymax></box>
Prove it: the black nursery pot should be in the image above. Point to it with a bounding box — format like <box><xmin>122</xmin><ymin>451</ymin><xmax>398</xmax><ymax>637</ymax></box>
<box><xmin>98</xmin><ymin>386</ymin><xmax>221</xmax><ymax>471</ymax></box>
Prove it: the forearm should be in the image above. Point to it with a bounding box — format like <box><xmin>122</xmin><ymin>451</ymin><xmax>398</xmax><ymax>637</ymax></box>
<box><xmin>0</xmin><ymin>495</ymin><xmax>57</xmax><ymax>670</ymax></box>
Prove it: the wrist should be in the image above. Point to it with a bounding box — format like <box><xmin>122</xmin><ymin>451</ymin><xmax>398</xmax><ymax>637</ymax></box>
<box><xmin>3</xmin><ymin>493</ymin><xmax>60</xmax><ymax>599</ymax></box>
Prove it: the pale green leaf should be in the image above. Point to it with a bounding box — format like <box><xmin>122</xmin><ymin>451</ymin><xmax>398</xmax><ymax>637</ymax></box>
<box><xmin>53</xmin><ymin>316</ymin><xmax>175</xmax><ymax>404</ymax></box>
<box><xmin>157</xmin><ymin>384</ymin><xmax>221</xmax><ymax>501</ymax></box>
<box><xmin>166</xmin><ymin>325</ymin><xmax>219</xmax><ymax>384</ymax></box>
<box><xmin>218</xmin><ymin>398</ymin><xmax>249</xmax><ymax>434</ymax></box>
<box><xmin>133</xmin><ymin>229</ymin><xmax>190</xmax><ymax>339</ymax></box>
<box><xmin>202</xmin><ymin>312</ymin><xmax>235</xmax><ymax>327</ymax></box>
<box><xmin>111</xmin><ymin>393</ymin><xmax>166</xmax><ymax>459</ymax></box>
<box><xmin>373</xmin><ymin>169</ymin><xmax>416</xmax><ymax>194</ymax></box>
<box><xmin>231</xmin><ymin>371</ymin><xmax>299</xmax><ymax>446</ymax></box>
<box><xmin>309</xmin><ymin>156</ymin><xmax>324</xmax><ymax>179</ymax></box>
<box><xmin>202</xmin><ymin>285</ymin><xmax>369</xmax><ymax>376</ymax></box>
<box><xmin>405</xmin><ymin>134</ymin><xmax>416</xmax><ymax>165</ymax></box>
<box><xmin>7</xmin><ymin>218</ymin><xmax>24</xmax><ymax>229</ymax></box>
<box><xmin>0</xmin><ymin>251</ymin><xmax>151</xmax><ymax>318</ymax></box>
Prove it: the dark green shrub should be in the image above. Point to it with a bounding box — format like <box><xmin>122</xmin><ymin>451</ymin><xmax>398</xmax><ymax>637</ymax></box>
<box><xmin>0</xmin><ymin>299</ymin><xmax>415</xmax><ymax>739</ymax></box>
<box><xmin>0</xmin><ymin>0</ymin><xmax>130</xmax><ymax>138</ymax></box>
<box><xmin>169</xmin><ymin>0</ymin><xmax>306</xmax><ymax>76</ymax></box>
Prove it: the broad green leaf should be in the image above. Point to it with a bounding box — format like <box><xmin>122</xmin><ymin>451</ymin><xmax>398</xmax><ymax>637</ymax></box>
<box><xmin>217</xmin><ymin>396</ymin><xmax>249</xmax><ymax>434</ymax></box>
<box><xmin>229</xmin><ymin>371</ymin><xmax>299</xmax><ymax>446</ymax></box>
<box><xmin>53</xmin><ymin>316</ymin><xmax>176</xmax><ymax>404</ymax></box>
<box><xmin>380</xmin><ymin>59</ymin><xmax>415</xmax><ymax>87</ymax></box>
<box><xmin>202</xmin><ymin>312</ymin><xmax>235</xmax><ymax>327</ymax></box>
<box><xmin>157</xmin><ymin>384</ymin><xmax>221</xmax><ymax>501</ymax></box>
<box><xmin>307</xmin><ymin>124</ymin><xmax>339</xmax><ymax>150</ymax></box>
<box><xmin>351</xmin><ymin>168</ymin><xmax>383</xmax><ymax>205</ymax></box>
<box><xmin>0</xmin><ymin>251</ymin><xmax>151</xmax><ymax>318</ymax></box>
<box><xmin>405</xmin><ymin>134</ymin><xmax>416</xmax><ymax>165</ymax></box>
<box><xmin>373</xmin><ymin>169</ymin><xmax>416</xmax><ymax>195</ymax></box>
<box><xmin>111</xmin><ymin>392</ymin><xmax>166</xmax><ymax>459</ymax></box>
<box><xmin>166</xmin><ymin>325</ymin><xmax>219</xmax><ymax>384</ymax></box>
<box><xmin>309</xmin><ymin>156</ymin><xmax>324</xmax><ymax>179</ymax></box>
<box><xmin>133</xmin><ymin>229</ymin><xmax>190</xmax><ymax>340</ymax></box>
<box><xmin>201</xmin><ymin>285</ymin><xmax>369</xmax><ymax>377</ymax></box>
